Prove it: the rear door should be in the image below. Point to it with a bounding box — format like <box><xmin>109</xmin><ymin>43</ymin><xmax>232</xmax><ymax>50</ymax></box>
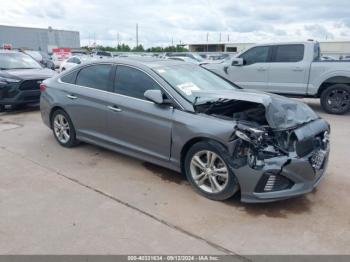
<box><xmin>60</xmin><ymin>63</ymin><xmax>113</xmax><ymax>141</ymax></box>
<box><xmin>268</xmin><ymin>44</ymin><xmax>309</xmax><ymax>94</ymax></box>
<box><xmin>226</xmin><ymin>46</ymin><xmax>271</xmax><ymax>91</ymax></box>
<box><xmin>105</xmin><ymin>65</ymin><xmax>173</xmax><ymax>161</ymax></box>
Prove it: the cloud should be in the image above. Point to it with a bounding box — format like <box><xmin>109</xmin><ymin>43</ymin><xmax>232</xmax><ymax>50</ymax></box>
<box><xmin>304</xmin><ymin>24</ymin><xmax>334</xmax><ymax>39</ymax></box>
<box><xmin>0</xmin><ymin>0</ymin><xmax>349</xmax><ymax>47</ymax></box>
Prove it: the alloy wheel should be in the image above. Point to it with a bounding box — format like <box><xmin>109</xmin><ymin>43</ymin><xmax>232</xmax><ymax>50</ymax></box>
<box><xmin>326</xmin><ymin>88</ymin><xmax>350</xmax><ymax>113</ymax></box>
<box><xmin>53</xmin><ymin>114</ymin><xmax>70</xmax><ymax>144</ymax></box>
<box><xmin>190</xmin><ymin>150</ymin><xmax>229</xmax><ymax>193</ymax></box>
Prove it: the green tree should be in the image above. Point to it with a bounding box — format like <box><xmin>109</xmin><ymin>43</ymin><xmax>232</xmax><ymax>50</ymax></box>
<box><xmin>132</xmin><ymin>44</ymin><xmax>145</xmax><ymax>52</ymax></box>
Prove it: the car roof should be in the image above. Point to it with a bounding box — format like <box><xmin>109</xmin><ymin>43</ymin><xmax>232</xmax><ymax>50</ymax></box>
<box><xmin>84</xmin><ymin>56</ymin><xmax>188</xmax><ymax>69</ymax></box>
<box><xmin>0</xmin><ymin>50</ymin><xmax>22</xmax><ymax>54</ymax></box>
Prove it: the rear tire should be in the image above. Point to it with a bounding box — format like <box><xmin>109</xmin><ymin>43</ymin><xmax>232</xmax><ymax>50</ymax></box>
<box><xmin>51</xmin><ymin>109</ymin><xmax>78</xmax><ymax>148</ymax></box>
<box><xmin>184</xmin><ymin>140</ymin><xmax>239</xmax><ymax>201</ymax></box>
<box><xmin>320</xmin><ymin>84</ymin><xmax>350</xmax><ymax>114</ymax></box>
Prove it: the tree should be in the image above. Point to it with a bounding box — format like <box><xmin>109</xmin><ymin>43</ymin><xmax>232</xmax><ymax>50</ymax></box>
<box><xmin>132</xmin><ymin>44</ymin><xmax>145</xmax><ymax>52</ymax></box>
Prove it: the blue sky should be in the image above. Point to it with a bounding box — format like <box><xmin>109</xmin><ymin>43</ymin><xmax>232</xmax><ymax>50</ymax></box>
<box><xmin>1</xmin><ymin>0</ymin><xmax>350</xmax><ymax>47</ymax></box>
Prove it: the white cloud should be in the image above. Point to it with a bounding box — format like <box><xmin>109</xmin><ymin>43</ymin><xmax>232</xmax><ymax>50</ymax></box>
<box><xmin>1</xmin><ymin>0</ymin><xmax>350</xmax><ymax>47</ymax></box>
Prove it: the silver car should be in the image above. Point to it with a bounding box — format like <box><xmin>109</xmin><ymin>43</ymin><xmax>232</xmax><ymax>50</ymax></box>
<box><xmin>40</xmin><ymin>58</ymin><xmax>330</xmax><ymax>202</ymax></box>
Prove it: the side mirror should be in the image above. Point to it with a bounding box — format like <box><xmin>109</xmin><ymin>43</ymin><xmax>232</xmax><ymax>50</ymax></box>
<box><xmin>144</xmin><ymin>90</ymin><xmax>164</xmax><ymax>104</ymax></box>
<box><xmin>231</xmin><ymin>58</ymin><xmax>244</xmax><ymax>66</ymax></box>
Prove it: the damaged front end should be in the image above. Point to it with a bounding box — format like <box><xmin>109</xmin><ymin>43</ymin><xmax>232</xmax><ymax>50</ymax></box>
<box><xmin>195</xmin><ymin>95</ymin><xmax>330</xmax><ymax>202</ymax></box>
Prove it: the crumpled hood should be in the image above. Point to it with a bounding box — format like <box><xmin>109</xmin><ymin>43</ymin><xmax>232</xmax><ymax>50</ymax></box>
<box><xmin>0</xmin><ymin>68</ymin><xmax>56</xmax><ymax>80</ymax></box>
<box><xmin>193</xmin><ymin>89</ymin><xmax>319</xmax><ymax>129</ymax></box>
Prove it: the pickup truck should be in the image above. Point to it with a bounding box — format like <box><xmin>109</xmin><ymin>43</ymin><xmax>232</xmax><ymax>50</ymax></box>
<box><xmin>203</xmin><ymin>41</ymin><xmax>350</xmax><ymax>114</ymax></box>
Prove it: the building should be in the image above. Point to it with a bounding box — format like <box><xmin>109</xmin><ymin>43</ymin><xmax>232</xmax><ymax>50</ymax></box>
<box><xmin>0</xmin><ymin>25</ymin><xmax>80</xmax><ymax>53</ymax></box>
<box><xmin>188</xmin><ymin>40</ymin><xmax>350</xmax><ymax>58</ymax></box>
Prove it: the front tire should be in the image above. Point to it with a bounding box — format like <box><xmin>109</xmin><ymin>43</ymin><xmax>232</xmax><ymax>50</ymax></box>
<box><xmin>184</xmin><ymin>141</ymin><xmax>239</xmax><ymax>201</ymax></box>
<box><xmin>320</xmin><ymin>84</ymin><xmax>350</xmax><ymax>114</ymax></box>
<box><xmin>51</xmin><ymin>109</ymin><xmax>78</xmax><ymax>147</ymax></box>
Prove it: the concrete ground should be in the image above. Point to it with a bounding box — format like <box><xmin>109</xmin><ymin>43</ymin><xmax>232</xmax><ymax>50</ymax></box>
<box><xmin>0</xmin><ymin>98</ymin><xmax>349</xmax><ymax>256</ymax></box>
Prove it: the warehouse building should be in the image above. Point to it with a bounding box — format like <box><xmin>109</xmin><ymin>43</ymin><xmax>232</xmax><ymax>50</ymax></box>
<box><xmin>188</xmin><ymin>40</ymin><xmax>350</xmax><ymax>58</ymax></box>
<box><xmin>0</xmin><ymin>25</ymin><xmax>80</xmax><ymax>53</ymax></box>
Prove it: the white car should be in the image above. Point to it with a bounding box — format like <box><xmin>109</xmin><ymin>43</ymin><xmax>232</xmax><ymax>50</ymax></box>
<box><xmin>166</xmin><ymin>56</ymin><xmax>200</xmax><ymax>64</ymax></box>
<box><xmin>59</xmin><ymin>56</ymin><xmax>93</xmax><ymax>72</ymax></box>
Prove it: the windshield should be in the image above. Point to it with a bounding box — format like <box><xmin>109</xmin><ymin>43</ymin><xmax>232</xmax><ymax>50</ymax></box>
<box><xmin>24</xmin><ymin>51</ymin><xmax>43</xmax><ymax>62</ymax></box>
<box><xmin>154</xmin><ymin>64</ymin><xmax>237</xmax><ymax>103</ymax></box>
<box><xmin>0</xmin><ymin>53</ymin><xmax>42</xmax><ymax>69</ymax></box>
<box><xmin>191</xmin><ymin>53</ymin><xmax>205</xmax><ymax>62</ymax></box>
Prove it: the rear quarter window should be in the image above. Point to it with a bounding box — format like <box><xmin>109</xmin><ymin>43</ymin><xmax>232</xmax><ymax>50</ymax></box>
<box><xmin>60</xmin><ymin>71</ymin><xmax>78</xmax><ymax>84</ymax></box>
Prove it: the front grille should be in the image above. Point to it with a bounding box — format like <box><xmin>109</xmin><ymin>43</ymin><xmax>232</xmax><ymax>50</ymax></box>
<box><xmin>255</xmin><ymin>172</ymin><xmax>294</xmax><ymax>193</ymax></box>
<box><xmin>19</xmin><ymin>80</ymin><xmax>43</xmax><ymax>91</ymax></box>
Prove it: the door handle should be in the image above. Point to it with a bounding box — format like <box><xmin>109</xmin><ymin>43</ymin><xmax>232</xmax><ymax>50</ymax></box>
<box><xmin>67</xmin><ymin>94</ymin><xmax>77</xmax><ymax>99</ymax></box>
<box><xmin>292</xmin><ymin>67</ymin><xmax>304</xmax><ymax>72</ymax></box>
<box><xmin>257</xmin><ymin>67</ymin><xmax>267</xmax><ymax>71</ymax></box>
<box><xmin>107</xmin><ymin>105</ymin><xmax>122</xmax><ymax>112</ymax></box>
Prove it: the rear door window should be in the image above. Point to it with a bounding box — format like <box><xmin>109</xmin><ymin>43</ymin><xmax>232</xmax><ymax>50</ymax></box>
<box><xmin>76</xmin><ymin>64</ymin><xmax>113</xmax><ymax>91</ymax></box>
<box><xmin>273</xmin><ymin>44</ymin><xmax>304</xmax><ymax>62</ymax></box>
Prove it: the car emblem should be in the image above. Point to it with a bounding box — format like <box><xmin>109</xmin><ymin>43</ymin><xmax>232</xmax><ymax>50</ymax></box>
<box><xmin>37</xmin><ymin>80</ymin><xmax>42</xmax><ymax>84</ymax></box>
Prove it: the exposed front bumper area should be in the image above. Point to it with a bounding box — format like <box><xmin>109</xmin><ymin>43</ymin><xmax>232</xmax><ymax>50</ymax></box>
<box><xmin>230</xmin><ymin>119</ymin><xmax>330</xmax><ymax>203</ymax></box>
<box><xmin>237</xmin><ymin>149</ymin><xmax>329</xmax><ymax>203</ymax></box>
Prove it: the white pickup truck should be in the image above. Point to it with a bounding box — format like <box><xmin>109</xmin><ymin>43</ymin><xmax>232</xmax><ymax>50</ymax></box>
<box><xmin>203</xmin><ymin>41</ymin><xmax>350</xmax><ymax>114</ymax></box>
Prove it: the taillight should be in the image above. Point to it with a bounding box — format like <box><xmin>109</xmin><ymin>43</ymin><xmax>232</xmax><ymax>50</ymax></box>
<box><xmin>39</xmin><ymin>83</ymin><xmax>46</xmax><ymax>92</ymax></box>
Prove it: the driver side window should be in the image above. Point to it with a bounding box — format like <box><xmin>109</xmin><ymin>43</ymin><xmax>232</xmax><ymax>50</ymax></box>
<box><xmin>240</xmin><ymin>46</ymin><xmax>270</xmax><ymax>65</ymax></box>
<box><xmin>114</xmin><ymin>65</ymin><xmax>161</xmax><ymax>100</ymax></box>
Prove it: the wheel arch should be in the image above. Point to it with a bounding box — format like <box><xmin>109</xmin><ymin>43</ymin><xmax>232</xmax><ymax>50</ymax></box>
<box><xmin>180</xmin><ymin>137</ymin><xmax>228</xmax><ymax>174</ymax></box>
<box><xmin>49</xmin><ymin>106</ymin><xmax>66</xmax><ymax>128</ymax></box>
<box><xmin>317</xmin><ymin>75</ymin><xmax>350</xmax><ymax>97</ymax></box>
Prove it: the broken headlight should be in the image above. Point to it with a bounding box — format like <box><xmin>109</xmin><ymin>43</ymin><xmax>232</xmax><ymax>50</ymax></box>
<box><xmin>231</xmin><ymin>123</ymin><xmax>283</xmax><ymax>169</ymax></box>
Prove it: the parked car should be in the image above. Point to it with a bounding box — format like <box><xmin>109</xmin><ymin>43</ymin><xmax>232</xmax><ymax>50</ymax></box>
<box><xmin>339</xmin><ymin>55</ymin><xmax>350</xmax><ymax>61</ymax></box>
<box><xmin>0</xmin><ymin>50</ymin><xmax>56</xmax><ymax>111</ymax></box>
<box><xmin>40</xmin><ymin>58</ymin><xmax>330</xmax><ymax>203</ymax></box>
<box><xmin>59</xmin><ymin>56</ymin><xmax>93</xmax><ymax>72</ymax></box>
<box><xmin>166</xmin><ymin>52</ymin><xmax>207</xmax><ymax>62</ymax></box>
<box><xmin>22</xmin><ymin>50</ymin><xmax>55</xmax><ymax>70</ymax></box>
<box><xmin>203</xmin><ymin>41</ymin><xmax>350</xmax><ymax>114</ymax></box>
<box><xmin>320</xmin><ymin>55</ymin><xmax>336</xmax><ymax>61</ymax></box>
<box><xmin>92</xmin><ymin>51</ymin><xmax>113</xmax><ymax>59</ymax></box>
<box><xmin>166</xmin><ymin>56</ymin><xmax>200</xmax><ymax>64</ymax></box>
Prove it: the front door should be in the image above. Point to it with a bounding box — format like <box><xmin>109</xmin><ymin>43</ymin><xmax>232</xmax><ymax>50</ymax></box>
<box><xmin>105</xmin><ymin>65</ymin><xmax>173</xmax><ymax>161</ymax></box>
<box><xmin>226</xmin><ymin>46</ymin><xmax>271</xmax><ymax>91</ymax></box>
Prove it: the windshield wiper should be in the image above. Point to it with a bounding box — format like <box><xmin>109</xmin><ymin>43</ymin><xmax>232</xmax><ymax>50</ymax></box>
<box><xmin>193</xmin><ymin>96</ymin><xmax>200</xmax><ymax>106</ymax></box>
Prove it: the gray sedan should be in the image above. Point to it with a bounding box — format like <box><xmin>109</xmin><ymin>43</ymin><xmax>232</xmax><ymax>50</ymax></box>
<box><xmin>40</xmin><ymin>58</ymin><xmax>330</xmax><ymax>202</ymax></box>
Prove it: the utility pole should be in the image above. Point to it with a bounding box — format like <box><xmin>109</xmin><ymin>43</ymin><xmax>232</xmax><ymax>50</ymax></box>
<box><xmin>171</xmin><ymin>37</ymin><xmax>173</xmax><ymax>46</ymax></box>
<box><xmin>219</xmin><ymin>32</ymin><xmax>221</xmax><ymax>42</ymax></box>
<box><xmin>136</xmin><ymin>23</ymin><xmax>139</xmax><ymax>48</ymax></box>
<box><xmin>117</xmin><ymin>32</ymin><xmax>120</xmax><ymax>46</ymax></box>
<box><xmin>227</xmin><ymin>34</ymin><xmax>229</xmax><ymax>42</ymax></box>
<box><xmin>206</xmin><ymin>32</ymin><xmax>209</xmax><ymax>52</ymax></box>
